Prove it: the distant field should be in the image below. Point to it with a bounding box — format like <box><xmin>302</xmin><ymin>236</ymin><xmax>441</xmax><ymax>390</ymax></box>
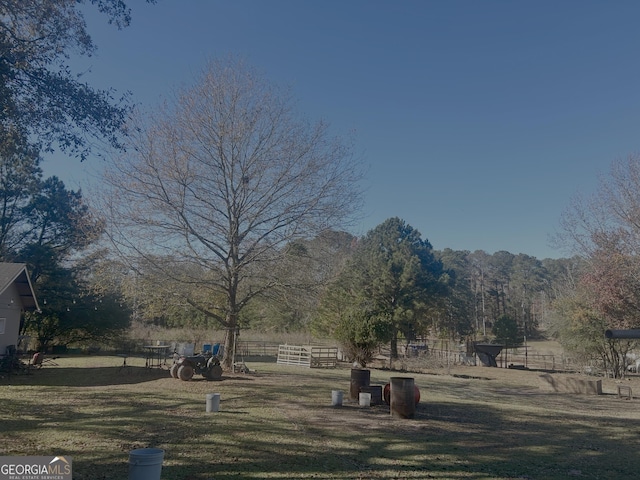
<box><xmin>1</xmin><ymin>355</ymin><xmax>639</xmax><ymax>479</ymax></box>
<box><xmin>525</xmin><ymin>339</ymin><xmax>566</xmax><ymax>356</ymax></box>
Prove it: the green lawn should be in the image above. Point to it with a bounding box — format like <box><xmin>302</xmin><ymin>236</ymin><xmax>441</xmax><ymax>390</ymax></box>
<box><xmin>1</xmin><ymin>356</ymin><xmax>639</xmax><ymax>479</ymax></box>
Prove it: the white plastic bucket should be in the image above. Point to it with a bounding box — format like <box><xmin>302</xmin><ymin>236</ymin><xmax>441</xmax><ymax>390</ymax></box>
<box><xmin>206</xmin><ymin>393</ymin><xmax>220</xmax><ymax>412</ymax></box>
<box><xmin>359</xmin><ymin>392</ymin><xmax>371</xmax><ymax>407</ymax></box>
<box><xmin>128</xmin><ymin>448</ymin><xmax>164</xmax><ymax>480</ymax></box>
<box><xmin>331</xmin><ymin>390</ymin><xmax>343</xmax><ymax>407</ymax></box>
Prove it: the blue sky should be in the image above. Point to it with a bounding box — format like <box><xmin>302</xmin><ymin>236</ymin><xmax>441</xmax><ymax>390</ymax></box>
<box><xmin>43</xmin><ymin>1</ymin><xmax>640</xmax><ymax>259</ymax></box>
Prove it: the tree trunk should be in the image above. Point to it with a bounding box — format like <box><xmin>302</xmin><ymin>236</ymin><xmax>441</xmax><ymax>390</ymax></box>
<box><xmin>221</xmin><ymin>309</ymin><xmax>239</xmax><ymax>370</ymax></box>
<box><xmin>390</xmin><ymin>329</ymin><xmax>398</xmax><ymax>359</ymax></box>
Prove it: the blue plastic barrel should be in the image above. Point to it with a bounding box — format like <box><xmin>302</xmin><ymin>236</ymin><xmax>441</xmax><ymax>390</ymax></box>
<box><xmin>202</xmin><ymin>344</ymin><xmax>212</xmax><ymax>353</ymax></box>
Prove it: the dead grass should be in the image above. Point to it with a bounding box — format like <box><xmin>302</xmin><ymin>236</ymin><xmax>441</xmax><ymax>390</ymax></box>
<box><xmin>124</xmin><ymin>322</ymin><xmax>318</xmax><ymax>351</ymax></box>
<box><xmin>1</xmin><ymin>355</ymin><xmax>640</xmax><ymax>479</ymax></box>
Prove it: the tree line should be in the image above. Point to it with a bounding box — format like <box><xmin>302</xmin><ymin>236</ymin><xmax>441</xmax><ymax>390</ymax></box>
<box><xmin>3</xmin><ymin>1</ymin><xmax>640</xmax><ymax>377</ymax></box>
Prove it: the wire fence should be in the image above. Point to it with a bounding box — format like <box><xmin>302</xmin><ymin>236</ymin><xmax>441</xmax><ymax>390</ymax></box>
<box><xmin>114</xmin><ymin>338</ymin><xmax>584</xmax><ymax>374</ymax></box>
<box><xmin>409</xmin><ymin>346</ymin><xmax>581</xmax><ymax>373</ymax></box>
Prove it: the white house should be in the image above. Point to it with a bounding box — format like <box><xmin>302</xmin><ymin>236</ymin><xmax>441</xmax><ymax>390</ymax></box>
<box><xmin>0</xmin><ymin>263</ymin><xmax>39</xmax><ymax>355</ymax></box>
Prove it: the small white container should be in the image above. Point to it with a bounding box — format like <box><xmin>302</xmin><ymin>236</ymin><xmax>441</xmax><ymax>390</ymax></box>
<box><xmin>331</xmin><ymin>390</ymin><xmax>343</xmax><ymax>407</ymax></box>
<box><xmin>359</xmin><ymin>392</ymin><xmax>371</xmax><ymax>407</ymax></box>
<box><xmin>206</xmin><ymin>393</ymin><xmax>220</xmax><ymax>412</ymax></box>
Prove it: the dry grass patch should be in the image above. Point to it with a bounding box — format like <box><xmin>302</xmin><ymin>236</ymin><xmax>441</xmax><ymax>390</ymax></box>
<box><xmin>1</xmin><ymin>356</ymin><xmax>640</xmax><ymax>479</ymax></box>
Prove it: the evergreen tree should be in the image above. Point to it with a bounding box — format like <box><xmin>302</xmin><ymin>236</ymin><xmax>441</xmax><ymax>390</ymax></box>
<box><xmin>0</xmin><ymin>128</ymin><xmax>121</xmax><ymax>349</ymax></box>
<box><xmin>315</xmin><ymin>218</ymin><xmax>448</xmax><ymax>361</ymax></box>
<box><xmin>436</xmin><ymin>248</ymin><xmax>475</xmax><ymax>340</ymax></box>
<box><xmin>492</xmin><ymin>314</ymin><xmax>521</xmax><ymax>347</ymax></box>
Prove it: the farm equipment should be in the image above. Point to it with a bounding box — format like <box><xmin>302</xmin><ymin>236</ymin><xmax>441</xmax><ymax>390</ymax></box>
<box><xmin>473</xmin><ymin>343</ymin><xmax>504</xmax><ymax>367</ymax></box>
<box><xmin>170</xmin><ymin>350</ymin><xmax>223</xmax><ymax>381</ymax></box>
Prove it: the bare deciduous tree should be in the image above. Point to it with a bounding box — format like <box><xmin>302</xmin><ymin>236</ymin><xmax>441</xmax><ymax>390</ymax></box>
<box><xmin>556</xmin><ymin>154</ymin><xmax>640</xmax><ymax>377</ymax></box>
<box><xmin>98</xmin><ymin>58</ymin><xmax>363</xmax><ymax>368</ymax></box>
<box><xmin>558</xmin><ymin>154</ymin><xmax>640</xmax><ymax>257</ymax></box>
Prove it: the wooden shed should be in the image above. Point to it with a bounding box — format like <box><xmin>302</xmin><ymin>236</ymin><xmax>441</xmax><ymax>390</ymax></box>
<box><xmin>0</xmin><ymin>263</ymin><xmax>39</xmax><ymax>355</ymax></box>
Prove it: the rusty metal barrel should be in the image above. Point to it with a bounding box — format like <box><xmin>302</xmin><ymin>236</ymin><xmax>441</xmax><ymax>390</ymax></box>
<box><xmin>350</xmin><ymin>369</ymin><xmax>370</xmax><ymax>400</ymax></box>
<box><xmin>390</xmin><ymin>377</ymin><xmax>416</xmax><ymax>419</ymax></box>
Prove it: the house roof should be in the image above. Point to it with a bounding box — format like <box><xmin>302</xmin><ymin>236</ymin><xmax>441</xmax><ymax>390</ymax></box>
<box><xmin>0</xmin><ymin>263</ymin><xmax>39</xmax><ymax>311</ymax></box>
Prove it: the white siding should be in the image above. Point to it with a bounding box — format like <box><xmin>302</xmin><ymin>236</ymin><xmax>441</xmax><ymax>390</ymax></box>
<box><xmin>0</xmin><ymin>283</ymin><xmax>22</xmax><ymax>354</ymax></box>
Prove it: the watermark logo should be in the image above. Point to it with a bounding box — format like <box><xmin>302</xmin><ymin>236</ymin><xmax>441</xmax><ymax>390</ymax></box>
<box><xmin>0</xmin><ymin>456</ymin><xmax>72</xmax><ymax>480</ymax></box>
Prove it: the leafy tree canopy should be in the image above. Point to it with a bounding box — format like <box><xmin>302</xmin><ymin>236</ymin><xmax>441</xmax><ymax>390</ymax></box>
<box><xmin>0</xmin><ymin>121</ymin><xmax>119</xmax><ymax>349</ymax></box>
<box><xmin>0</xmin><ymin>0</ymin><xmax>154</xmax><ymax>159</ymax></box>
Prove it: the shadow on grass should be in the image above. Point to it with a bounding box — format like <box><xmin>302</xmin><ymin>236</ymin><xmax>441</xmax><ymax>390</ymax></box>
<box><xmin>0</xmin><ymin>365</ymin><xmax>171</xmax><ymax>387</ymax></box>
<box><xmin>2</xmin><ymin>367</ymin><xmax>267</xmax><ymax>387</ymax></box>
<box><xmin>4</xmin><ymin>363</ymin><xmax>640</xmax><ymax>479</ymax></box>
<box><xmin>49</xmin><ymin>396</ymin><xmax>640</xmax><ymax>479</ymax></box>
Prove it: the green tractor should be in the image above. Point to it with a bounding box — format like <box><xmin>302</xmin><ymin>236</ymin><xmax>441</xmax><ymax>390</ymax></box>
<box><xmin>170</xmin><ymin>350</ymin><xmax>223</xmax><ymax>381</ymax></box>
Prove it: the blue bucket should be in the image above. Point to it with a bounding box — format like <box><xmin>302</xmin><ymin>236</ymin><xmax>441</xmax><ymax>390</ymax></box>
<box><xmin>202</xmin><ymin>343</ymin><xmax>212</xmax><ymax>353</ymax></box>
<box><xmin>128</xmin><ymin>448</ymin><xmax>164</xmax><ymax>480</ymax></box>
